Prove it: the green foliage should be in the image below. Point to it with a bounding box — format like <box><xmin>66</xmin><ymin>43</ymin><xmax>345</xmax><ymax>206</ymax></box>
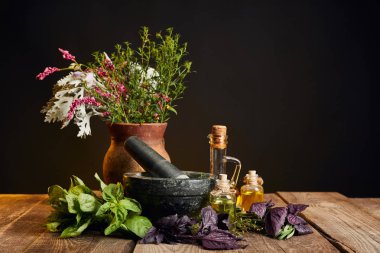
<box><xmin>88</xmin><ymin>27</ymin><xmax>192</xmax><ymax>123</ymax></box>
<box><xmin>46</xmin><ymin>173</ymin><xmax>152</xmax><ymax>239</ymax></box>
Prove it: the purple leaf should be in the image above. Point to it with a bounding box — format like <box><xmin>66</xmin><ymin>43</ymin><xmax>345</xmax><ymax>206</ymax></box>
<box><xmin>156</xmin><ymin>214</ymin><xmax>178</xmax><ymax>230</ymax></box>
<box><xmin>175</xmin><ymin>215</ymin><xmax>193</xmax><ymax>234</ymax></box>
<box><xmin>287</xmin><ymin>204</ymin><xmax>308</xmax><ymax>215</ymax></box>
<box><xmin>265</xmin><ymin>207</ymin><xmax>287</xmax><ymax>237</ymax></box>
<box><xmin>200</xmin><ymin>229</ymin><xmax>246</xmax><ymax>250</ymax></box>
<box><xmin>294</xmin><ymin>224</ymin><xmax>313</xmax><ymax>235</ymax></box>
<box><xmin>141</xmin><ymin>227</ymin><xmax>164</xmax><ymax>244</ymax></box>
<box><xmin>287</xmin><ymin>213</ymin><xmax>307</xmax><ymax>225</ymax></box>
<box><xmin>249</xmin><ymin>200</ymin><xmax>275</xmax><ymax>218</ymax></box>
<box><xmin>199</xmin><ymin>206</ymin><xmax>218</xmax><ymax>235</ymax></box>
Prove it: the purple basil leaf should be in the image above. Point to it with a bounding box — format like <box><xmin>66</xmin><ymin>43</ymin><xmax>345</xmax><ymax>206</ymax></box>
<box><xmin>175</xmin><ymin>215</ymin><xmax>192</xmax><ymax>234</ymax></box>
<box><xmin>156</xmin><ymin>214</ymin><xmax>178</xmax><ymax>230</ymax></box>
<box><xmin>294</xmin><ymin>224</ymin><xmax>313</xmax><ymax>235</ymax></box>
<box><xmin>287</xmin><ymin>204</ymin><xmax>309</xmax><ymax>215</ymax></box>
<box><xmin>199</xmin><ymin>206</ymin><xmax>218</xmax><ymax>235</ymax></box>
<box><xmin>200</xmin><ymin>229</ymin><xmax>245</xmax><ymax>250</ymax></box>
<box><xmin>287</xmin><ymin>213</ymin><xmax>307</xmax><ymax>225</ymax></box>
<box><xmin>249</xmin><ymin>200</ymin><xmax>275</xmax><ymax>218</ymax></box>
<box><xmin>141</xmin><ymin>227</ymin><xmax>164</xmax><ymax>244</ymax></box>
<box><xmin>265</xmin><ymin>207</ymin><xmax>288</xmax><ymax>237</ymax></box>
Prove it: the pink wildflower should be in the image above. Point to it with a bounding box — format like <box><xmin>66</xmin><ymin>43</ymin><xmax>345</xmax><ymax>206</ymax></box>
<box><xmin>104</xmin><ymin>52</ymin><xmax>115</xmax><ymax>70</ymax></box>
<box><xmin>67</xmin><ymin>97</ymin><xmax>101</xmax><ymax>120</ymax></box>
<box><xmin>36</xmin><ymin>67</ymin><xmax>60</xmax><ymax>80</ymax></box>
<box><xmin>58</xmin><ymin>48</ymin><xmax>76</xmax><ymax>61</ymax></box>
<box><xmin>102</xmin><ymin>111</ymin><xmax>111</xmax><ymax>117</ymax></box>
<box><xmin>158</xmin><ymin>100</ymin><xmax>163</xmax><ymax>110</ymax></box>
<box><xmin>154</xmin><ymin>113</ymin><xmax>159</xmax><ymax>121</ymax></box>
<box><xmin>118</xmin><ymin>83</ymin><xmax>126</xmax><ymax>94</ymax></box>
<box><xmin>94</xmin><ymin>87</ymin><xmax>112</xmax><ymax>99</ymax></box>
<box><xmin>97</xmin><ymin>67</ymin><xmax>107</xmax><ymax>78</ymax></box>
<box><xmin>162</xmin><ymin>94</ymin><xmax>171</xmax><ymax>103</ymax></box>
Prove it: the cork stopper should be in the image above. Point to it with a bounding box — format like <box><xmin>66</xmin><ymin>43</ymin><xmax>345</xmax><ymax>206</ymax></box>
<box><xmin>209</xmin><ymin>125</ymin><xmax>228</xmax><ymax>149</ymax></box>
<box><xmin>247</xmin><ymin>170</ymin><xmax>258</xmax><ymax>185</ymax></box>
<box><xmin>217</xmin><ymin>173</ymin><xmax>230</xmax><ymax>191</ymax></box>
<box><xmin>211</xmin><ymin>125</ymin><xmax>227</xmax><ymax>137</ymax></box>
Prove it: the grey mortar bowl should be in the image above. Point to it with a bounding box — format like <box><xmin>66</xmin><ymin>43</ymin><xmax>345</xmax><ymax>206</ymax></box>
<box><xmin>123</xmin><ymin>171</ymin><xmax>216</xmax><ymax>221</ymax></box>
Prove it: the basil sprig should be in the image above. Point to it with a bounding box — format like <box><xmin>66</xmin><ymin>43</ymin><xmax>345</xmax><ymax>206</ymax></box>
<box><xmin>46</xmin><ymin>173</ymin><xmax>152</xmax><ymax>238</ymax></box>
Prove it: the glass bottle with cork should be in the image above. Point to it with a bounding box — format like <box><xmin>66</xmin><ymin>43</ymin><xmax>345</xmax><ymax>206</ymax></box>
<box><xmin>210</xmin><ymin>174</ymin><xmax>236</xmax><ymax>230</ymax></box>
<box><xmin>240</xmin><ymin>170</ymin><xmax>264</xmax><ymax>212</ymax></box>
<box><xmin>208</xmin><ymin>125</ymin><xmax>242</xmax><ymax>188</ymax></box>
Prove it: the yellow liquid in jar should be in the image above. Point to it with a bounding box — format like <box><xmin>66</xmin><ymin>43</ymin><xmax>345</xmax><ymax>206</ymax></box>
<box><xmin>241</xmin><ymin>190</ymin><xmax>264</xmax><ymax>212</ymax></box>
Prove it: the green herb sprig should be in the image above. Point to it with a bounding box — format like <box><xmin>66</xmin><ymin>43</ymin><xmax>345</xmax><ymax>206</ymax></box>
<box><xmin>46</xmin><ymin>173</ymin><xmax>152</xmax><ymax>238</ymax></box>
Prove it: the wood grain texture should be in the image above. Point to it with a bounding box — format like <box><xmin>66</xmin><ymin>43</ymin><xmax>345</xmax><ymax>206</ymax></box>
<box><xmin>0</xmin><ymin>194</ymin><xmax>46</xmax><ymax>230</ymax></box>
<box><xmin>133</xmin><ymin>194</ymin><xmax>338</xmax><ymax>253</ymax></box>
<box><xmin>0</xmin><ymin>195</ymin><xmax>135</xmax><ymax>253</ymax></box>
<box><xmin>277</xmin><ymin>192</ymin><xmax>380</xmax><ymax>253</ymax></box>
<box><xmin>351</xmin><ymin>198</ymin><xmax>380</xmax><ymax>220</ymax></box>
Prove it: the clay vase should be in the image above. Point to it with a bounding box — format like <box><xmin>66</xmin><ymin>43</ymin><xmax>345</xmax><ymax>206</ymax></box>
<box><xmin>103</xmin><ymin>122</ymin><xmax>170</xmax><ymax>184</ymax></box>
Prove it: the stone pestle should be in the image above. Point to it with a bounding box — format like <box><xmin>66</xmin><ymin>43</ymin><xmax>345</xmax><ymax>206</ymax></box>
<box><xmin>124</xmin><ymin>136</ymin><xmax>189</xmax><ymax>179</ymax></box>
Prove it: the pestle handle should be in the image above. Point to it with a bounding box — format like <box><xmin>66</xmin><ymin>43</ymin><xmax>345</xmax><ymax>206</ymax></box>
<box><xmin>124</xmin><ymin>136</ymin><xmax>189</xmax><ymax>179</ymax></box>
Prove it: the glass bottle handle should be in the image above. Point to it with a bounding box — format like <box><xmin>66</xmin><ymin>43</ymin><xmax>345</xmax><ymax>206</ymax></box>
<box><xmin>223</xmin><ymin>156</ymin><xmax>242</xmax><ymax>189</ymax></box>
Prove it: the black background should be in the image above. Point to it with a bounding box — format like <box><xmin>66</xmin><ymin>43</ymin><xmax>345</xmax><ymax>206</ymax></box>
<box><xmin>1</xmin><ymin>0</ymin><xmax>379</xmax><ymax>196</ymax></box>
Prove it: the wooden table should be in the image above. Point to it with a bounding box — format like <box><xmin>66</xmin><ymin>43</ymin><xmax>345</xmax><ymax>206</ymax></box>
<box><xmin>0</xmin><ymin>192</ymin><xmax>379</xmax><ymax>253</ymax></box>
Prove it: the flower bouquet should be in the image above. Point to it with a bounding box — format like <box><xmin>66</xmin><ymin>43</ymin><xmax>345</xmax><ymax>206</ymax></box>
<box><xmin>38</xmin><ymin>27</ymin><xmax>192</xmax><ymax>138</ymax></box>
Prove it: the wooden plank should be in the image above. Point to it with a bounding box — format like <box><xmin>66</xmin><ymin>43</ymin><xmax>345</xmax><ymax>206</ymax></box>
<box><xmin>0</xmin><ymin>195</ymin><xmax>135</xmax><ymax>253</ymax></box>
<box><xmin>350</xmin><ymin>198</ymin><xmax>380</xmax><ymax>220</ymax></box>
<box><xmin>277</xmin><ymin>192</ymin><xmax>380</xmax><ymax>253</ymax></box>
<box><xmin>133</xmin><ymin>194</ymin><xmax>338</xmax><ymax>253</ymax></box>
<box><xmin>23</xmin><ymin>232</ymin><xmax>135</xmax><ymax>253</ymax></box>
<box><xmin>0</xmin><ymin>194</ymin><xmax>46</xmax><ymax>230</ymax></box>
<box><xmin>0</xmin><ymin>196</ymin><xmax>52</xmax><ymax>252</ymax></box>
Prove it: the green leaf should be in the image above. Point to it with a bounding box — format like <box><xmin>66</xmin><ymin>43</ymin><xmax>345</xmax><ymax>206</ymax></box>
<box><xmin>47</xmin><ymin>185</ymin><xmax>68</xmax><ymax>211</ymax></box>
<box><xmin>115</xmin><ymin>206</ymin><xmax>128</xmax><ymax>223</ymax></box>
<box><xmin>124</xmin><ymin>215</ymin><xmax>152</xmax><ymax>238</ymax></box>
<box><xmin>71</xmin><ymin>175</ymin><xmax>85</xmax><ymax>186</ymax></box>
<box><xmin>277</xmin><ymin>225</ymin><xmax>295</xmax><ymax>240</ymax></box>
<box><xmin>78</xmin><ymin>193</ymin><xmax>98</xmax><ymax>212</ymax></box>
<box><xmin>104</xmin><ymin>219</ymin><xmax>121</xmax><ymax>235</ymax></box>
<box><xmin>96</xmin><ymin>202</ymin><xmax>110</xmax><ymax>217</ymax></box>
<box><xmin>60</xmin><ymin>217</ymin><xmax>92</xmax><ymax>238</ymax></box>
<box><xmin>102</xmin><ymin>183</ymin><xmax>124</xmax><ymax>202</ymax></box>
<box><xmin>166</xmin><ymin>105</ymin><xmax>177</xmax><ymax>114</ymax></box>
<box><xmin>65</xmin><ymin>193</ymin><xmax>80</xmax><ymax>214</ymax></box>
<box><xmin>94</xmin><ymin>173</ymin><xmax>107</xmax><ymax>191</ymax></box>
<box><xmin>76</xmin><ymin>213</ymin><xmax>82</xmax><ymax>224</ymax></box>
<box><xmin>119</xmin><ymin>198</ymin><xmax>141</xmax><ymax>214</ymax></box>
<box><xmin>69</xmin><ymin>185</ymin><xmax>93</xmax><ymax>196</ymax></box>
<box><xmin>46</xmin><ymin>222</ymin><xmax>61</xmax><ymax>232</ymax></box>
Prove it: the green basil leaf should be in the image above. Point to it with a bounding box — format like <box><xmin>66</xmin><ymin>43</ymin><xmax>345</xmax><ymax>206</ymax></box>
<box><xmin>71</xmin><ymin>175</ymin><xmax>85</xmax><ymax>186</ymax></box>
<box><xmin>115</xmin><ymin>206</ymin><xmax>128</xmax><ymax>223</ymax></box>
<box><xmin>104</xmin><ymin>219</ymin><xmax>121</xmax><ymax>235</ymax></box>
<box><xmin>96</xmin><ymin>202</ymin><xmax>111</xmax><ymax>217</ymax></box>
<box><xmin>48</xmin><ymin>185</ymin><xmax>68</xmax><ymax>211</ymax></box>
<box><xmin>76</xmin><ymin>213</ymin><xmax>82</xmax><ymax>224</ymax></box>
<box><xmin>102</xmin><ymin>182</ymin><xmax>124</xmax><ymax>202</ymax></box>
<box><xmin>60</xmin><ymin>217</ymin><xmax>92</xmax><ymax>238</ymax></box>
<box><xmin>119</xmin><ymin>198</ymin><xmax>141</xmax><ymax>214</ymax></box>
<box><xmin>94</xmin><ymin>173</ymin><xmax>107</xmax><ymax>191</ymax></box>
<box><xmin>46</xmin><ymin>221</ymin><xmax>61</xmax><ymax>232</ymax></box>
<box><xmin>102</xmin><ymin>184</ymin><xmax>117</xmax><ymax>202</ymax></box>
<box><xmin>78</xmin><ymin>193</ymin><xmax>98</xmax><ymax>212</ymax></box>
<box><xmin>65</xmin><ymin>193</ymin><xmax>80</xmax><ymax>214</ymax></box>
<box><xmin>69</xmin><ymin>185</ymin><xmax>93</xmax><ymax>196</ymax></box>
<box><xmin>114</xmin><ymin>182</ymin><xmax>124</xmax><ymax>201</ymax></box>
<box><xmin>124</xmin><ymin>215</ymin><xmax>152</xmax><ymax>238</ymax></box>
